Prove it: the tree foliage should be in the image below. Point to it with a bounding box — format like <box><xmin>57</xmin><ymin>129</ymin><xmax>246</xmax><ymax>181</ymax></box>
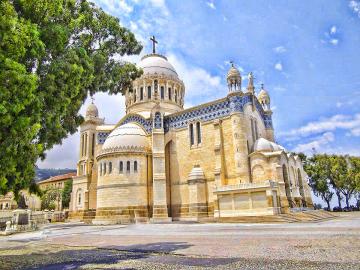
<box><xmin>303</xmin><ymin>154</ymin><xmax>360</xmax><ymax>209</ymax></box>
<box><xmin>41</xmin><ymin>188</ymin><xmax>61</xmax><ymax>210</ymax></box>
<box><xmin>0</xmin><ymin>0</ymin><xmax>142</xmax><ymax>196</ymax></box>
<box><xmin>304</xmin><ymin>154</ymin><xmax>334</xmax><ymax>209</ymax></box>
<box><xmin>61</xmin><ymin>180</ymin><xmax>72</xmax><ymax>209</ymax></box>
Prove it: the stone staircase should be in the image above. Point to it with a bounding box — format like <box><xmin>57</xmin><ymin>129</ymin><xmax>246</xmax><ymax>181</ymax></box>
<box><xmin>68</xmin><ymin>210</ymin><xmax>96</xmax><ymax>224</ymax></box>
<box><xmin>214</xmin><ymin>210</ymin><xmax>338</xmax><ymax>223</ymax></box>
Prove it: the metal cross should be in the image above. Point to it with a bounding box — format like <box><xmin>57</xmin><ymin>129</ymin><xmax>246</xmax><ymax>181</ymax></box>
<box><xmin>150</xmin><ymin>35</ymin><xmax>158</xmax><ymax>54</ymax></box>
<box><xmin>229</xmin><ymin>60</ymin><xmax>234</xmax><ymax>67</ymax></box>
<box><xmin>91</xmin><ymin>95</ymin><xmax>95</xmax><ymax>104</ymax></box>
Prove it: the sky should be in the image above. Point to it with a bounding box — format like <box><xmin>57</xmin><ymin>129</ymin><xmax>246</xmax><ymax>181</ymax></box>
<box><xmin>37</xmin><ymin>0</ymin><xmax>360</xmax><ymax>205</ymax></box>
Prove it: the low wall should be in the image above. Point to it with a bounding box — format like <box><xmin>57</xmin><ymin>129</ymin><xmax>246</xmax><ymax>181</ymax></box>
<box><xmin>0</xmin><ymin>209</ymin><xmax>67</xmax><ymax>235</ymax></box>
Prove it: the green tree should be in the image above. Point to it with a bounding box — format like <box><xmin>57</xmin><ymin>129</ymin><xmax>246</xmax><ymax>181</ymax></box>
<box><xmin>0</xmin><ymin>0</ymin><xmax>142</xmax><ymax>197</ymax></box>
<box><xmin>61</xmin><ymin>180</ymin><xmax>72</xmax><ymax>209</ymax></box>
<box><xmin>304</xmin><ymin>154</ymin><xmax>334</xmax><ymax>209</ymax></box>
<box><xmin>41</xmin><ymin>188</ymin><xmax>61</xmax><ymax>210</ymax></box>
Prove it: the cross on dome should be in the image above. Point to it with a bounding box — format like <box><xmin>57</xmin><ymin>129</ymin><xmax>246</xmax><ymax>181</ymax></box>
<box><xmin>150</xmin><ymin>35</ymin><xmax>158</xmax><ymax>54</ymax></box>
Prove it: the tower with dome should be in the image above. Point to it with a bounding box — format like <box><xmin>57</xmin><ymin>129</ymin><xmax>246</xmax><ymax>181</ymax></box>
<box><xmin>69</xmin><ymin>38</ymin><xmax>313</xmax><ymax>224</ymax></box>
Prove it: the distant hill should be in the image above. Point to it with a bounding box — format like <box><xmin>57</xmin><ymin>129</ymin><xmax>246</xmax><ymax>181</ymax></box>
<box><xmin>35</xmin><ymin>168</ymin><xmax>76</xmax><ymax>182</ymax></box>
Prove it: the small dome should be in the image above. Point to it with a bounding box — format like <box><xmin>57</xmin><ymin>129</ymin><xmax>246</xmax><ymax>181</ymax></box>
<box><xmin>227</xmin><ymin>65</ymin><xmax>241</xmax><ymax>80</ymax></box>
<box><xmin>188</xmin><ymin>166</ymin><xmax>205</xmax><ymax>183</ymax></box>
<box><xmin>86</xmin><ymin>103</ymin><xmax>99</xmax><ymax>118</ymax></box>
<box><xmin>138</xmin><ymin>54</ymin><xmax>178</xmax><ymax>78</ymax></box>
<box><xmin>254</xmin><ymin>138</ymin><xmax>284</xmax><ymax>152</ymax></box>
<box><xmin>101</xmin><ymin>122</ymin><xmax>148</xmax><ymax>154</ymax></box>
<box><xmin>258</xmin><ymin>84</ymin><xmax>270</xmax><ymax>102</ymax></box>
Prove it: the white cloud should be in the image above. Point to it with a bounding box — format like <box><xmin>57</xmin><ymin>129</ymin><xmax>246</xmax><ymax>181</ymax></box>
<box><xmin>273</xmin><ymin>46</ymin><xmax>286</xmax><ymax>53</ymax></box>
<box><xmin>167</xmin><ymin>53</ymin><xmax>224</xmax><ymax>100</ymax></box>
<box><xmin>279</xmin><ymin>113</ymin><xmax>360</xmax><ymax>139</ymax></box>
<box><xmin>330</xmin><ymin>38</ymin><xmax>339</xmax><ymax>45</ymax></box>
<box><xmin>206</xmin><ymin>1</ymin><xmax>216</xmax><ymax>10</ymax></box>
<box><xmin>293</xmin><ymin>132</ymin><xmax>335</xmax><ymax>154</ymax></box>
<box><xmin>274</xmin><ymin>62</ymin><xmax>283</xmax><ymax>71</ymax></box>
<box><xmin>95</xmin><ymin>0</ymin><xmax>133</xmax><ymax>16</ymax></box>
<box><xmin>273</xmin><ymin>86</ymin><xmax>286</xmax><ymax>92</ymax></box>
<box><xmin>148</xmin><ymin>0</ymin><xmax>169</xmax><ymax>16</ymax></box>
<box><xmin>330</xmin><ymin>25</ymin><xmax>337</xmax><ymax>34</ymax></box>
<box><xmin>349</xmin><ymin>0</ymin><xmax>360</xmax><ymax>17</ymax></box>
<box><xmin>38</xmin><ymin>93</ymin><xmax>126</xmax><ymax>169</ymax></box>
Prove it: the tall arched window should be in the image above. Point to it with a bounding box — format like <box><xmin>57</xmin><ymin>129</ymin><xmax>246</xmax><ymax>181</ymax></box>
<box><xmin>134</xmin><ymin>161</ymin><xmax>138</xmax><ymax>172</ymax></box>
<box><xmin>133</xmin><ymin>91</ymin><xmax>136</xmax><ymax>102</ymax></box>
<box><xmin>160</xmin><ymin>86</ymin><xmax>164</xmax><ymax>99</ymax></box>
<box><xmin>91</xmin><ymin>134</ymin><xmax>95</xmax><ymax>156</ymax></box>
<box><xmin>189</xmin><ymin>123</ymin><xmax>194</xmax><ymax>146</ymax></box>
<box><xmin>196</xmin><ymin>122</ymin><xmax>201</xmax><ymax>144</ymax></box>
<box><xmin>254</xmin><ymin>119</ymin><xmax>259</xmax><ymax>140</ymax></box>
<box><xmin>175</xmin><ymin>90</ymin><xmax>177</xmax><ymax>102</ymax></box>
<box><xmin>127</xmin><ymin>161</ymin><xmax>131</xmax><ymax>172</ymax></box>
<box><xmin>77</xmin><ymin>189</ymin><xmax>82</xmax><ymax>205</ymax></box>
<box><xmin>168</xmin><ymin>87</ymin><xmax>172</xmax><ymax>100</ymax></box>
<box><xmin>109</xmin><ymin>162</ymin><xmax>112</xmax><ymax>174</ymax></box>
<box><xmin>147</xmin><ymin>86</ymin><xmax>152</xmax><ymax>99</ymax></box>
<box><xmin>140</xmin><ymin>87</ymin><xmax>144</xmax><ymax>100</ymax></box>
<box><xmin>119</xmin><ymin>161</ymin><xmax>123</xmax><ymax>173</ymax></box>
<box><xmin>104</xmin><ymin>163</ymin><xmax>107</xmax><ymax>175</ymax></box>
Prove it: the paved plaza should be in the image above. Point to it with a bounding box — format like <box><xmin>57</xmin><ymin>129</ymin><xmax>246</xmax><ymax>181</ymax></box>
<box><xmin>0</xmin><ymin>213</ymin><xmax>359</xmax><ymax>269</ymax></box>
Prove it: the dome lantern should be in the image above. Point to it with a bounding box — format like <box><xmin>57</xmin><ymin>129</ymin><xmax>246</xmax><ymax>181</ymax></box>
<box><xmin>86</xmin><ymin>97</ymin><xmax>99</xmax><ymax>118</ymax></box>
<box><xmin>227</xmin><ymin>61</ymin><xmax>242</xmax><ymax>93</ymax></box>
<box><xmin>258</xmin><ymin>84</ymin><xmax>271</xmax><ymax>111</ymax></box>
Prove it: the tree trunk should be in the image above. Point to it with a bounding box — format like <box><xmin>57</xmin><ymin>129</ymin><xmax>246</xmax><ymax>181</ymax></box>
<box><xmin>336</xmin><ymin>191</ymin><xmax>342</xmax><ymax>208</ymax></box>
<box><xmin>345</xmin><ymin>194</ymin><xmax>350</xmax><ymax>208</ymax></box>
<box><xmin>325</xmin><ymin>200</ymin><xmax>330</xmax><ymax>210</ymax></box>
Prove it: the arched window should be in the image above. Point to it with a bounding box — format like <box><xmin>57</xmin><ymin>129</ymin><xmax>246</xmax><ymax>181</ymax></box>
<box><xmin>196</xmin><ymin>122</ymin><xmax>201</xmax><ymax>144</ymax></box>
<box><xmin>134</xmin><ymin>161</ymin><xmax>138</xmax><ymax>172</ymax></box>
<box><xmin>168</xmin><ymin>87</ymin><xmax>172</xmax><ymax>100</ymax></box>
<box><xmin>91</xmin><ymin>134</ymin><xmax>95</xmax><ymax>156</ymax></box>
<box><xmin>254</xmin><ymin>119</ymin><xmax>259</xmax><ymax>140</ymax></box>
<box><xmin>127</xmin><ymin>161</ymin><xmax>131</xmax><ymax>172</ymax></box>
<box><xmin>175</xmin><ymin>90</ymin><xmax>177</xmax><ymax>102</ymax></box>
<box><xmin>77</xmin><ymin>189</ymin><xmax>82</xmax><ymax>205</ymax></box>
<box><xmin>140</xmin><ymin>87</ymin><xmax>144</xmax><ymax>100</ymax></box>
<box><xmin>104</xmin><ymin>163</ymin><xmax>107</xmax><ymax>175</ymax></box>
<box><xmin>154</xmin><ymin>80</ymin><xmax>158</xmax><ymax>92</ymax></box>
<box><xmin>109</xmin><ymin>162</ymin><xmax>112</xmax><ymax>174</ymax></box>
<box><xmin>189</xmin><ymin>123</ymin><xmax>194</xmax><ymax>146</ymax></box>
<box><xmin>160</xmin><ymin>86</ymin><xmax>164</xmax><ymax>99</ymax></box>
<box><xmin>119</xmin><ymin>161</ymin><xmax>123</xmax><ymax>173</ymax></box>
<box><xmin>154</xmin><ymin>112</ymin><xmax>162</xmax><ymax>129</ymax></box>
<box><xmin>134</xmin><ymin>91</ymin><xmax>136</xmax><ymax>102</ymax></box>
<box><xmin>147</xmin><ymin>86</ymin><xmax>152</xmax><ymax>99</ymax></box>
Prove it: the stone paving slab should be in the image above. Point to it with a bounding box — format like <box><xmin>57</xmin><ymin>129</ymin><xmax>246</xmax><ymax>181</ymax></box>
<box><xmin>0</xmin><ymin>213</ymin><xmax>359</xmax><ymax>269</ymax></box>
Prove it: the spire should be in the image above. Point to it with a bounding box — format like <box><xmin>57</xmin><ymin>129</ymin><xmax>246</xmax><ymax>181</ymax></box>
<box><xmin>246</xmin><ymin>72</ymin><xmax>255</xmax><ymax>94</ymax></box>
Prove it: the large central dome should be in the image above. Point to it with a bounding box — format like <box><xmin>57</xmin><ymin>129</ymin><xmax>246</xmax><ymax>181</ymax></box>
<box><xmin>138</xmin><ymin>54</ymin><xmax>178</xmax><ymax>78</ymax></box>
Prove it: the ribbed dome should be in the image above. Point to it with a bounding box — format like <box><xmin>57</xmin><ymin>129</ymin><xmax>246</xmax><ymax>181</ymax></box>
<box><xmin>138</xmin><ymin>54</ymin><xmax>178</xmax><ymax>78</ymax></box>
<box><xmin>253</xmin><ymin>138</ymin><xmax>285</xmax><ymax>152</ymax></box>
<box><xmin>101</xmin><ymin>123</ymin><xmax>148</xmax><ymax>154</ymax></box>
<box><xmin>258</xmin><ymin>89</ymin><xmax>270</xmax><ymax>101</ymax></box>
<box><xmin>227</xmin><ymin>65</ymin><xmax>241</xmax><ymax>80</ymax></box>
<box><xmin>86</xmin><ymin>103</ymin><xmax>99</xmax><ymax>118</ymax></box>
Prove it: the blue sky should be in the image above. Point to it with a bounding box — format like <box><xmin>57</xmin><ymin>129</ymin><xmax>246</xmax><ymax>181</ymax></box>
<box><xmin>39</xmin><ymin>0</ymin><xmax>360</xmax><ymax>170</ymax></box>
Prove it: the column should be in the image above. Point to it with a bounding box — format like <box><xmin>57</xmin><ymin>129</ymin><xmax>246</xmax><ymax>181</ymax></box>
<box><xmin>151</xmin><ymin>113</ymin><xmax>171</xmax><ymax>222</ymax></box>
<box><xmin>230</xmin><ymin>112</ymin><xmax>250</xmax><ymax>183</ymax></box>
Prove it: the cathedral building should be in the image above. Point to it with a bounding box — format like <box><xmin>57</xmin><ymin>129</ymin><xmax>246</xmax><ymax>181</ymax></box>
<box><xmin>69</xmin><ymin>39</ymin><xmax>313</xmax><ymax>224</ymax></box>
